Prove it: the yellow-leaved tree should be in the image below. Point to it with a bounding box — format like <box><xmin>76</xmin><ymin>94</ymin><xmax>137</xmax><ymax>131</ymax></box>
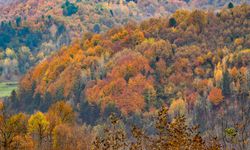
<box><xmin>214</xmin><ymin>62</ymin><xmax>223</xmax><ymax>86</ymax></box>
<box><xmin>168</xmin><ymin>98</ymin><xmax>187</xmax><ymax>118</ymax></box>
<box><xmin>46</xmin><ymin>101</ymin><xmax>75</xmax><ymax>143</ymax></box>
<box><xmin>47</xmin><ymin>101</ymin><xmax>75</xmax><ymax>124</ymax></box>
<box><xmin>28</xmin><ymin>112</ymin><xmax>49</xmax><ymax>147</ymax></box>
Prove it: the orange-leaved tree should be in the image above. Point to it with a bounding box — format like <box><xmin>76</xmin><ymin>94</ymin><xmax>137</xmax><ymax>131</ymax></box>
<box><xmin>208</xmin><ymin>87</ymin><xmax>224</xmax><ymax>105</ymax></box>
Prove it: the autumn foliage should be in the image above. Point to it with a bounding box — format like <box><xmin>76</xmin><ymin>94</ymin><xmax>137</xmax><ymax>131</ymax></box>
<box><xmin>1</xmin><ymin>3</ymin><xmax>250</xmax><ymax>150</ymax></box>
<box><xmin>17</xmin><ymin>4</ymin><xmax>250</xmax><ymax>117</ymax></box>
<box><xmin>208</xmin><ymin>87</ymin><xmax>224</xmax><ymax>105</ymax></box>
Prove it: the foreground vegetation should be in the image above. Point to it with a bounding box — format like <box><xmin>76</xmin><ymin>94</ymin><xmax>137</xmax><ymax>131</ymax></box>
<box><xmin>0</xmin><ymin>102</ymin><xmax>221</xmax><ymax>150</ymax></box>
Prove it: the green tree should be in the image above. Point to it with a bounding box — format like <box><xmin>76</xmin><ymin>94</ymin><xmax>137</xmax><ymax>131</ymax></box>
<box><xmin>15</xmin><ymin>17</ymin><xmax>22</xmax><ymax>27</ymax></box>
<box><xmin>79</xmin><ymin>101</ymin><xmax>100</xmax><ymax>125</ymax></box>
<box><xmin>228</xmin><ymin>2</ymin><xmax>234</xmax><ymax>9</ymax></box>
<box><xmin>40</xmin><ymin>92</ymin><xmax>52</xmax><ymax>112</ymax></box>
<box><xmin>9</xmin><ymin>90</ymin><xmax>18</xmax><ymax>107</ymax></box>
<box><xmin>62</xmin><ymin>0</ymin><xmax>78</xmax><ymax>16</ymax></box>
<box><xmin>54</xmin><ymin>87</ymin><xmax>64</xmax><ymax>101</ymax></box>
<box><xmin>169</xmin><ymin>18</ymin><xmax>177</xmax><ymax>27</ymax></box>
<box><xmin>33</xmin><ymin>93</ymin><xmax>42</xmax><ymax>110</ymax></box>
<box><xmin>17</xmin><ymin>46</ymin><xmax>33</xmax><ymax>74</ymax></box>
<box><xmin>93</xmin><ymin>24</ymin><xmax>101</xmax><ymax>34</ymax></box>
<box><xmin>222</xmin><ymin>70</ymin><xmax>231</xmax><ymax>97</ymax></box>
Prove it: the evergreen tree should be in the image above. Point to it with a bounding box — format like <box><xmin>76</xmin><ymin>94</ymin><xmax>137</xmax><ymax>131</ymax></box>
<box><xmin>54</xmin><ymin>87</ymin><xmax>64</xmax><ymax>101</ymax></box>
<box><xmin>222</xmin><ymin>70</ymin><xmax>231</xmax><ymax>97</ymax></box>
<box><xmin>33</xmin><ymin>93</ymin><xmax>42</xmax><ymax>110</ymax></box>
<box><xmin>40</xmin><ymin>92</ymin><xmax>53</xmax><ymax>112</ymax></box>
<box><xmin>103</xmin><ymin>103</ymin><xmax>121</xmax><ymax>119</ymax></box>
<box><xmin>169</xmin><ymin>18</ymin><xmax>177</xmax><ymax>27</ymax></box>
<box><xmin>110</xmin><ymin>9</ymin><xmax>114</xmax><ymax>17</ymax></box>
<box><xmin>228</xmin><ymin>2</ymin><xmax>234</xmax><ymax>9</ymax></box>
<box><xmin>72</xmin><ymin>79</ymin><xmax>85</xmax><ymax>104</ymax></box>
<box><xmin>80</xmin><ymin>101</ymin><xmax>100</xmax><ymax>125</ymax></box>
<box><xmin>9</xmin><ymin>90</ymin><xmax>18</xmax><ymax>109</ymax></box>
<box><xmin>15</xmin><ymin>17</ymin><xmax>22</xmax><ymax>27</ymax></box>
<box><xmin>62</xmin><ymin>0</ymin><xmax>78</xmax><ymax>16</ymax></box>
<box><xmin>93</xmin><ymin>24</ymin><xmax>101</xmax><ymax>34</ymax></box>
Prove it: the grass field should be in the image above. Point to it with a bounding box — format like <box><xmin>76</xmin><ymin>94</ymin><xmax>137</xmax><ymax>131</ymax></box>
<box><xmin>0</xmin><ymin>82</ymin><xmax>18</xmax><ymax>98</ymax></box>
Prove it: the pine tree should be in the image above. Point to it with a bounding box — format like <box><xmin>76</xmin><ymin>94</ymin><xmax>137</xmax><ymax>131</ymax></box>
<box><xmin>40</xmin><ymin>92</ymin><xmax>53</xmax><ymax>112</ymax></box>
<box><xmin>222</xmin><ymin>70</ymin><xmax>231</xmax><ymax>97</ymax></box>
<box><xmin>93</xmin><ymin>24</ymin><xmax>101</xmax><ymax>34</ymax></box>
<box><xmin>9</xmin><ymin>90</ymin><xmax>18</xmax><ymax>109</ymax></box>
<box><xmin>169</xmin><ymin>18</ymin><xmax>177</xmax><ymax>27</ymax></box>
<box><xmin>33</xmin><ymin>93</ymin><xmax>42</xmax><ymax>110</ymax></box>
<box><xmin>15</xmin><ymin>17</ymin><xmax>21</xmax><ymax>27</ymax></box>
<box><xmin>228</xmin><ymin>2</ymin><xmax>234</xmax><ymax>9</ymax></box>
<box><xmin>62</xmin><ymin>0</ymin><xmax>78</xmax><ymax>16</ymax></box>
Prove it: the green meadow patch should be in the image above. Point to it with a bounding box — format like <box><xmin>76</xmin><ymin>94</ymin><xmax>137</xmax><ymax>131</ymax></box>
<box><xmin>0</xmin><ymin>82</ymin><xmax>18</xmax><ymax>98</ymax></box>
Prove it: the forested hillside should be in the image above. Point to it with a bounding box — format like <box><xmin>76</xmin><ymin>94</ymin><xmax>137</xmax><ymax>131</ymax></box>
<box><xmin>0</xmin><ymin>0</ymin><xmax>249</xmax><ymax>81</ymax></box>
<box><xmin>1</xmin><ymin>3</ymin><xmax>249</xmax><ymax>149</ymax></box>
<box><xmin>0</xmin><ymin>1</ymin><xmax>250</xmax><ymax>149</ymax></box>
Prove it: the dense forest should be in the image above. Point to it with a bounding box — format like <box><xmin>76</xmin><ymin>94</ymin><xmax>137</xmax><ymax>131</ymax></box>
<box><xmin>0</xmin><ymin>1</ymin><xmax>250</xmax><ymax>150</ymax></box>
<box><xmin>1</xmin><ymin>3</ymin><xmax>250</xmax><ymax>150</ymax></box>
<box><xmin>0</xmin><ymin>0</ymin><xmax>249</xmax><ymax>81</ymax></box>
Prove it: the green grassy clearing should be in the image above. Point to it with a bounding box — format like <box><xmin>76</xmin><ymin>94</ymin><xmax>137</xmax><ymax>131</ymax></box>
<box><xmin>0</xmin><ymin>82</ymin><xmax>18</xmax><ymax>98</ymax></box>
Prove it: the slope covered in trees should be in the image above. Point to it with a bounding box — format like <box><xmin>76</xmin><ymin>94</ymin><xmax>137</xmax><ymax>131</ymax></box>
<box><xmin>0</xmin><ymin>0</ymin><xmax>249</xmax><ymax>81</ymax></box>
<box><xmin>13</xmin><ymin>1</ymin><xmax>250</xmax><ymax>134</ymax></box>
<box><xmin>17</xmin><ymin>4</ymin><xmax>250</xmax><ymax>111</ymax></box>
<box><xmin>2</xmin><ymin>3</ymin><xmax>250</xmax><ymax>149</ymax></box>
